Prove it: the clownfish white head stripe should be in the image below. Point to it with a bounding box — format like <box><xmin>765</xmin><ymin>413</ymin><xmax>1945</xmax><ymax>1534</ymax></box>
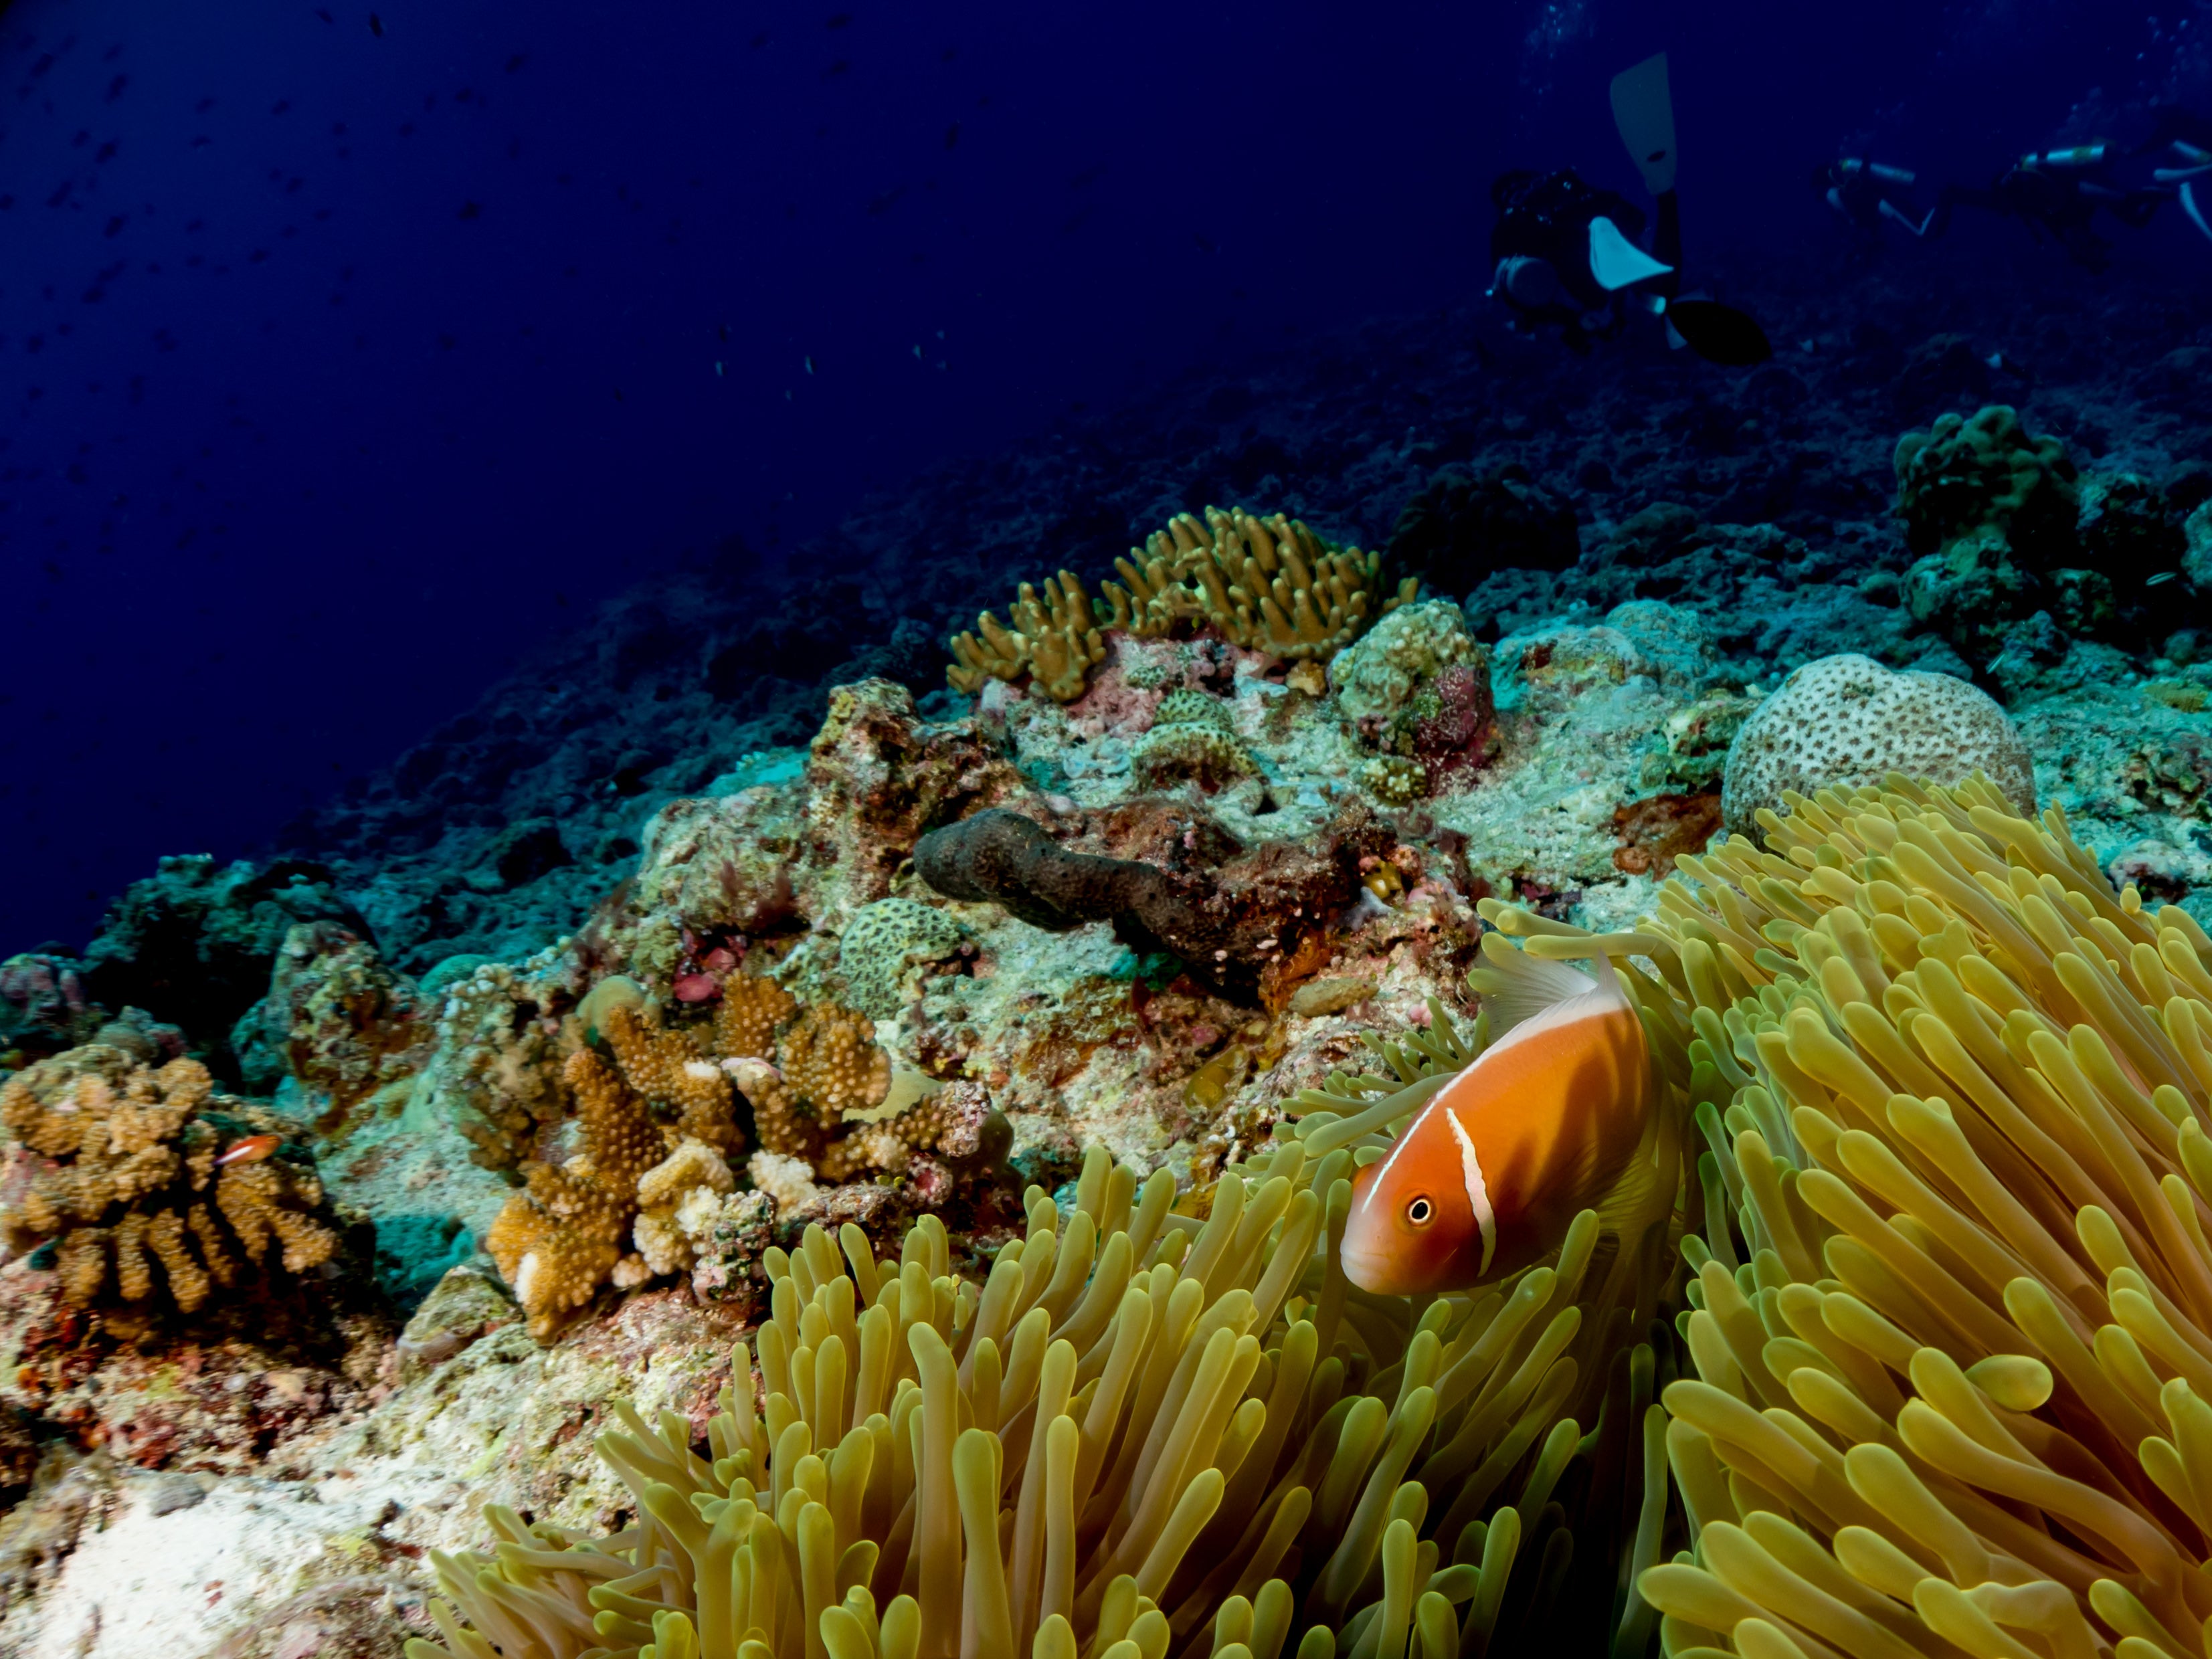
<box><xmin>1442</xmin><ymin>1106</ymin><xmax>1496</xmax><ymax>1276</ymax></box>
<box><xmin>1341</xmin><ymin>945</ymin><xmax>1655</xmax><ymax>1296</ymax></box>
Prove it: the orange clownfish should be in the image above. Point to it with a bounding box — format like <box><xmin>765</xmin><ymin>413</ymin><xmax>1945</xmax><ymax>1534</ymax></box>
<box><xmin>1342</xmin><ymin>949</ymin><xmax>1655</xmax><ymax>1296</ymax></box>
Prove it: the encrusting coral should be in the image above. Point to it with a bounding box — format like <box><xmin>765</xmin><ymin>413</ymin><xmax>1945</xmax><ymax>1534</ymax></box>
<box><xmin>0</xmin><ymin>1044</ymin><xmax>341</xmax><ymax>1316</ymax></box>
<box><xmin>408</xmin><ymin>895</ymin><xmax>1713</xmax><ymax>1659</ymax></box>
<box><xmin>1628</xmin><ymin>772</ymin><xmax>2212</xmax><ymax>1658</ymax></box>
<box><xmin>947</xmin><ymin>508</ymin><xmax>1414</xmax><ymax>702</ymax></box>
<box><xmin>486</xmin><ymin>979</ymin><xmax>996</xmax><ymax>1340</ymax></box>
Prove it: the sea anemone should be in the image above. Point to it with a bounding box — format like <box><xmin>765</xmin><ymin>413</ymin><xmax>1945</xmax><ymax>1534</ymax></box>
<box><xmin>1633</xmin><ymin>773</ymin><xmax>2212</xmax><ymax>1658</ymax></box>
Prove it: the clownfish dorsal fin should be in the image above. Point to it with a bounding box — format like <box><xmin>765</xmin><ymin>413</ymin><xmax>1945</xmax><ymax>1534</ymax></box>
<box><xmin>1467</xmin><ymin>934</ymin><xmax>1621</xmax><ymax>1040</ymax></box>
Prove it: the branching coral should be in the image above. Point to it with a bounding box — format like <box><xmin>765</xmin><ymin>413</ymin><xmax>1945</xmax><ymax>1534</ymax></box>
<box><xmin>408</xmin><ymin>1067</ymin><xmax>1689</xmax><ymax>1659</ymax></box>
<box><xmin>1105</xmin><ymin>507</ymin><xmax>1415</xmax><ymax>663</ymax></box>
<box><xmin>1626</xmin><ymin>773</ymin><xmax>2212</xmax><ymax>1658</ymax></box>
<box><xmin>945</xmin><ymin>509</ymin><xmax>1413</xmax><ymax>703</ymax></box>
<box><xmin>948</xmin><ymin>573</ymin><xmax>1109</xmax><ymax>702</ymax></box>
<box><xmin>487</xmin><ymin>981</ymin><xmax>990</xmax><ymax>1340</ymax></box>
<box><xmin>0</xmin><ymin>1045</ymin><xmax>339</xmax><ymax>1316</ymax></box>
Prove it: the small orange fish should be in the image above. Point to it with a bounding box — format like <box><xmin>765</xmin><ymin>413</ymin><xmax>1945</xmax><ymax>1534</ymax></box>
<box><xmin>1342</xmin><ymin>949</ymin><xmax>1653</xmax><ymax>1296</ymax></box>
<box><xmin>216</xmin><ymin>1133</ymin><xmax>282</xmax><ymax>1167</ymax></box>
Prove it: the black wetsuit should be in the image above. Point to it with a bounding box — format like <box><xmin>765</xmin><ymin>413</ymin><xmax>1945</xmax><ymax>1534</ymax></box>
<box><xmin>1813</xmin><ymin>160</ymin><xmax>1928</xmax><ymax>244</ymax></box>
<box><xmin>1937</xmin><ymin>156</ymin><xmax>2162</xmax><ymax>272</ymax></box>
<box><xmin>1488</xmin><ymin>169</ymin><xmax>1678</xmax><ymax>352</ymax></box>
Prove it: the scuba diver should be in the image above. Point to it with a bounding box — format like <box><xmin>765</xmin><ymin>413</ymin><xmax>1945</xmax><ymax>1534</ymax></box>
<box><xmin>1813</xmin><ymin>157</ymin><xmax>1935</xmax><ymax>243</ymax></box>
<box><xmin>1486</xmin><ymin>53</ymin><xmax>1772</xmax><ymax>367</ymax></box>
<box><xmin>1934</xmin><ymin>145</ymin><xmax>2165</xmax><ymax>271</ymax></box>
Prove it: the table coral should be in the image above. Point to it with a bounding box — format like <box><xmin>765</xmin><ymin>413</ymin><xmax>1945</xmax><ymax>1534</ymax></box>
<box><xmin>0</xmin><ymin>1045</ymin><xmax>340</xmax><ymax>1317</ymax></box>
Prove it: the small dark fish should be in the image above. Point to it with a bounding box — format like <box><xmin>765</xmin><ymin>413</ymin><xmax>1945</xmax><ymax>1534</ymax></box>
<box><xmin>505</xmin><ymin>52</ymin><xmax>526</xmax><ymax>72</ymax></box>
<box><xmin>943</xmin><ymin>122</ymin><xmax>959</xmax><ymax>150</ymax></box>
<box><xmin>1665</xmin><ymin>300</ymin><xmax>1773</xmax><ymax>368</ymax></box>
<box><xmin>1067</xmin><ymin>167</ymin><xmax>1098</xmax><ymax>189</ymax></box>
<box><xmin>1193</xmin><ymin>233</ymin><xmax>1216</xmax><ymax>254</ymax></box>
<box><xmin>717</xmin><ymin>323</ymin><xmax>729</xmax><ymax>341</ymax></box>
<box><xmin>826</xmin><ymin>11</ymin><xmax>851</xmax><ymax>27</ymax></box>
<box><xmin>105</xmin><ymin>74</ymin><xmax>127</xmax><ymax>102</ymax></box>
<box><xmin>369</xmin><ymin>11</ymin><xmax>383</xmax><ymax>34</ymax></box>
<box><xmin>271</xmin><ymin>98</ymin><xmax>291</xmax><ymax>115</ymax></box>
<box><xmin>316</xmin><ymin>7</ymin><xmax>334</xmax><ymax>20</ymax></box>
<box><xmin>749</xmin><ymin>31</ymin><xmax>769</xmax><ymax>46</ymax></box>
<box><xmin>217</xmin><ymin>1133</ymin><xmax>282</xmax><ymax>1167</ymax></box>
<box><xmin>195</xmin><ymin>96</ymin><xmax>216</xmax><ymax>113</ymax></box>
<box><xmin>867</xmin><ymin>184</ymin><xmax>905</xmax><ymax>216</ymax></box>
<box><xmin>457</xmin><ymin>199</ymin><xmax>480</xmax><ymax>219</ymax></box>
<box><xmin>824</xmin><ymin>58</ymin><xmax>848</xmax><ymax>77</ymax></box>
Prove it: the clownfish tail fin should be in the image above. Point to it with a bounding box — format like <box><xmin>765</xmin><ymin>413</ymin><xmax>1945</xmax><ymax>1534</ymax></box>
<box><xmin>1590</xmin><ymin>1129</ymin><xmax>1673</xmax><ymax>1247</ymax></box>
<box><xmin>1467</xmin><ymin>932</ymin><xmax>1616</xmax><ymax>1038</ymax></box>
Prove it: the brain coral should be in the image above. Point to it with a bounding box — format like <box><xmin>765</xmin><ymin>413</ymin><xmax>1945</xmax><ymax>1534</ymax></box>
<box><xmin>1129</xmin><ymin>690</ymin><xmax>1256</xmax><ymax>793</ymax></box>
<box><xmin>836</xmin><ymin>898</ymin><xmax>963</xmax><ymax>1021</ymax></box>
<box><xmin>1894</xmin><ymin>403</ymin><xmax>2078</xmax><ymax>564</ymax></box>
<box><xmin>1721</xmin><ymin>652</ymin><xmax>2035</xmax><ymax>839</ymax></box>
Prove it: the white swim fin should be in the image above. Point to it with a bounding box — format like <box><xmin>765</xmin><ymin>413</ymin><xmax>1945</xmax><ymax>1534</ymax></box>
<box><xmin>2185</xmin><ymin>181</ymin><xmax>2212</xmax><ymax>247</ymax></box>
<box><xmin>1588</xmin><ymin>215</ymin><xmax>1673</xmax><ymax>291</ymax></box>
<box><xmin>1610</xmin><ymin>53</ymin><xmax>1677</xmax><ymax>195</ymax></box>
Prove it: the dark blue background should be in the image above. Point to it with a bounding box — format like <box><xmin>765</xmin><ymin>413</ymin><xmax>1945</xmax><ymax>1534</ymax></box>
<box><xmin>0</xmin><ymin>0</ymin><xmax>2197</xmax><ymax>951</ymax></box>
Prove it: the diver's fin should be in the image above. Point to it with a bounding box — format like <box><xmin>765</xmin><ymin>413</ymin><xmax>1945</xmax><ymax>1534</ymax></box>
<box><xmin>1664</xmin><ymin>298</ymin><xmax>1772</xmax><ymax>366</ymax></box>
<box><xmin>2184</xmin><ymin>180</ymin><xmax>2212</xmax><ymax>246</ymax></box>
<box><xmin>1610</xmin><ymin>52</ymin><xmax>1677</xmax><ymax>195</ymax></box>
<box><xmin>1878</xmin><ymin>198</ymin><xmax>1935</xmax><ymax>237</ymax></box>
<box><xmin>1467</xmin><ymin>934</ymin><xmax>1610</xmax><ymax>1039</ymax></box>
<box><xmin>1588</xmin><ymin>215</ymin><xmax>1674</xmax><ymax>291</ymax></box>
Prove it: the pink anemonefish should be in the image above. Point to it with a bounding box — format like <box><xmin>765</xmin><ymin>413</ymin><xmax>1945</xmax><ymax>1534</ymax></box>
<box><xmin>1342</xmin><ymin>949</ymin><xmax>1655</xmax><ymax>1296</ymax></box>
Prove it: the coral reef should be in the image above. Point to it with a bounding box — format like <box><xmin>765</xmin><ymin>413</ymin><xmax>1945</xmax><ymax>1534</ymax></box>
<box><xmin>1721</xmin><ymin>652</ymin><xmax>2034</xmax><ymax>839</ymax></box>
<box><xmin>0</xmin><ymin>1046</ymin><xmax>343</xmax><ymax>1319</ymax></box>
<box><xmin>837</xmin><ymin>898</ymin><xmax>965</xmax><ymax>1021</ymax></box>
<box><xmin>1331</xmin><ymin>602</ymin><xmax>1496</xmax><ymax>796</ymax></box>
<box><xmin>1631</xmin><ymin>774</ymin><xmax>2212</xmax><ymax>1659</ymax></box>
<box><xmin>410</xmin><ymin>1078</ymin><xmax>1683</xmax><ymax>1659</ymax></box>
<box><xmin>1105</xmin><ymin>506</ymin><xmax>1416</xmax><ymax>662</ymax></box>
<box><xmin>915</xmin><ymin>803</ymin><xmax>1388</xmax><ymax>1001</ymax></box>
<box><xmin>485</xmin><ymin>980</ymin><xmax>1006</xmax><ymax>1339</ymax></box>
<box><xmin>1129</xmin><ymin>689</ymin><xmax>1259</xmax><ymax>793</ymax></box>
<box><xmin>1894</xmin><ymin>404</ymin><xmax>2080</xmax><ymax>564</ymax></box>
<box><xmin>949</xmin><ymin>509</ymin><xmax>1414</xmax><ymax>704</ymax></box>
<box><xmin>947</xmin><ymin>570</ymin><xmax>1109</xmax><ymax>702</ymax></box>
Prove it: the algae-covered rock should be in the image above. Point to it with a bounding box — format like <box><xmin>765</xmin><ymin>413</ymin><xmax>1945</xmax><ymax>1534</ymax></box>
<box><xmin>1721</xmin><ymin>652</ymin><xmax>2034</xmax><ymax>839</ymax></box>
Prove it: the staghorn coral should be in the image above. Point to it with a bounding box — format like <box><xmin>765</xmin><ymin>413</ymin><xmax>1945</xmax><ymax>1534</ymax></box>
<box><xmin>407</xmin><ymin>1056</ymin><xmax>1691</xmax><ymax>1659</ymax></box>
<box><xmin>487</xmin><ymin>981</ymin><xmax>993</xmax><ymax>1339</ymax></box>
<box><xmin>0</xmin><ymin>1046</ymin><xmax>339</xmax><ymax>1316</ymax></box>
<box><xmin>1626</xmin><ymin>773</ymin><xmax>2212</xmax><ymax>1659</ymax></box>
<box><xmin>946</xmin><ymin>509</ymin><xmax>1412</xmax><ymax>703</ymax></box>
<box><xmin>1722</xmin><ymin>654</ymin><xmax>2034</xmax><ymax>842</ymax></box>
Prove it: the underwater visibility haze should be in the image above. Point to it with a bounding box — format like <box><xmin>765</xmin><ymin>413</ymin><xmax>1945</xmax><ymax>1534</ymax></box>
<box><xmin>9</xmin><ymin>1</ymin><xmax>2212</xmax><ymax>1656</ymax></box>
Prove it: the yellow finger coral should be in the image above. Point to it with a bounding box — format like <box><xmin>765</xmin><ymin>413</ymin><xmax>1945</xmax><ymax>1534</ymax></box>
<box><xmin>947</xmin><ymin>572</ymin><xmax>1108</xmax><ymax>702</ymax></box>
<box><xmin>0</xmin><ymin>1044</ymin><xmax>339</xmax><ymax>1315</ymax></box>
<box><xmin>408</xmin><ymin>929</ymin><xmax>1700</xmax><ymax>1659</ymax></box>
<box><xmin>1629</xmin><ymin>772</ymin><xmax>2212</xmax><ymax>1658</ymax></box>
<box><xmin>1105</xmin><ymin>508</ymin><xmax>1415</xmax><ymax>663</ymax></box>
<box><xmin>946</xmin><ymin>508</ymin><xmax>1414</xmax><ymax>702</ymax></box>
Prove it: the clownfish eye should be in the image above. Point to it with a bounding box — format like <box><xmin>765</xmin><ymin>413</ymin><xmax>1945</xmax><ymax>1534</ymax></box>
<box><xmin>1406</xmin><ymin>1196</ymin><xmax>1434</xmax><ymax>1227</ymax></box>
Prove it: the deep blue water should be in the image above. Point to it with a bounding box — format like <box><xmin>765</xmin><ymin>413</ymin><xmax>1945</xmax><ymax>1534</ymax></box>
<box><xmin>1</xmin><ymin>0</ymin><xmax>2205</xmax><ymax>951</ymax></box>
